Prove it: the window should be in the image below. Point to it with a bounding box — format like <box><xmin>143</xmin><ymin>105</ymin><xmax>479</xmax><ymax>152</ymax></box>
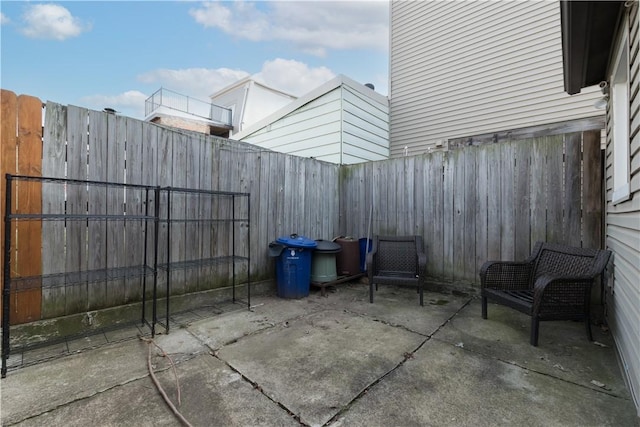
<box><xmin>610</xmin><ymin>20</ymin><xmax>631</xmax><ymax>204</ymax></box>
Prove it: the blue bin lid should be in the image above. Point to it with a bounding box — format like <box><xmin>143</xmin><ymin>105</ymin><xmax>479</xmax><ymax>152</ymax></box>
<box><xmin>276</xmin><ymin>234</ymin><xmax>318</xmax><ymax>249</ymax></box>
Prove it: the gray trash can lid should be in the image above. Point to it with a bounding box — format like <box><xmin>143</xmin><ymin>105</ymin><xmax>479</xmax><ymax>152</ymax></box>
<box><xmin>275</xmin><ymin>234</ymin><xmax>318</xmax><ymax>249</ymax></box>
<box><xmin>314</xmin><ymin>239</ymin><xmax>342</xmax><ymax>253</ymax></box>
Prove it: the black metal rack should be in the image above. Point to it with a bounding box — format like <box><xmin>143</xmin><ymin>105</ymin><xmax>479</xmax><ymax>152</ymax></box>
<box><xmin>154</xmin><ymin>185</ymin><xmax>251</xmax><ymax>334</ymax></box>
<box><xmin>2</xmin><ymin>174</ymin><xmax>250</xmax><ymax>378</ymax></box>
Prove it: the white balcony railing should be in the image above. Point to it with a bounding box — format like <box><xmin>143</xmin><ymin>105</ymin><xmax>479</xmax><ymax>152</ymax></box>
<box><xmin>145</xmin><ymin>88</ymin><xmax>232</xmax><ymax>126</ymax></box>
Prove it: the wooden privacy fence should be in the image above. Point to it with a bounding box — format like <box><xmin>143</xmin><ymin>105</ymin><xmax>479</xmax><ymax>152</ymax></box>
<box><xmin>339</xmin><ymin>131</ymin><xmax>603</xmax><ymax>284</ymax></box>
<box><xmin>1</xmin><ymin>89</ymin><xmax>603</xmax><ymax>325</ymax></box>
<box><xmin>1</xmin><ymin>91</ymin><xmax>43</xmax><ymax>324</ymax></box>
<box><xmin>1</xmin><ymin>91</ymin><xmax>340</xmax><ymax>324</ymax></box>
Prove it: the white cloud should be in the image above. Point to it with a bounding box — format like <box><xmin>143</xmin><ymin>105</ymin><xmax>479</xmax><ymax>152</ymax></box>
<box><xmin>20</xmin><ymin>4</ymin><xmax>89</xmax><ymax>40</ymax></box>
<box><xmin>1</xmin><ymin>13</ymin><xmax>10</xmax><ymax>25</ymax></box>
<box><xmin>138</xmin><ymin>67</ymin><xmax>250</xmax><ymax>99</ymax></box>
<box><xmin>80</xmin><ymin>90</ymin><xmax>148</xmax><ymax>119</ymax></box>
<box><xmin>254</xmin><ymin>59</ymin><xmax>335</xmax><ymax>96</ymax></box>
<box><xmin>189</xmin><ymin>1</ymin><xmax>388</xmax><ymax>57</ymax></box>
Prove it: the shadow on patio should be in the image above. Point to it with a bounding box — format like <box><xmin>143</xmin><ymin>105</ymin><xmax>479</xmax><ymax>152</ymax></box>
<box><xmin>1</xmin><ymin>282</ymin><xmax>636</xmax><ymax>427</ymax></box>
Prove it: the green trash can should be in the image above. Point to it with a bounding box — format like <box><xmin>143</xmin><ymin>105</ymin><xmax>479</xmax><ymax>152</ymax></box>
<box><xmin>311</xmin><ymin>239</ymin><xmax>342</xmax><ymax>283</ymax></box>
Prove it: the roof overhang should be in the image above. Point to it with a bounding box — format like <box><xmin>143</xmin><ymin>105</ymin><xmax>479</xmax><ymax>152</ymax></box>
<box><xmin>560</xmin><ymin>1</ymin><xmax>625</xmax><ymax>95</ymax></box>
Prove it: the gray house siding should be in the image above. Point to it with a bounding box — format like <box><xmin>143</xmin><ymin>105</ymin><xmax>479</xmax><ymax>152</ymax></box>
<box><xmin>341</xmin><ymin>85</ymin><xmax>389</xmax><ymax>163</ymax></box>
<box><xmin>390</xmin><ymin>0</ymin><xmax>603</xmax><ymax>156</ymax></box>
<box><xmin>239</xmin><ymin>76</ymin><xmax>389</xmax><ymax>164</ymax></box>
<box><xmin>240</xmin><ymin>89</ymin><xmax>343</xmax><ymax>163</ymax></box>
<box><xmin>604</xmin><ymin>3</ymin><xmax>640</xmax><ymax>413</ymax></box>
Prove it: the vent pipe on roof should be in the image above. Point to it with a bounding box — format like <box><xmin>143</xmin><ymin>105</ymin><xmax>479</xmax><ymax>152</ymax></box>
<box><xmin>364</xmin><ymin>83</ymin><xmax>375</xmax><ymax>90</ymax></box>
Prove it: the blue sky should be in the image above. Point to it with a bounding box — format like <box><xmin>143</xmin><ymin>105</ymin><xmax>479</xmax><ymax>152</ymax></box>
<box><xmin>1</xmin><ymin>1</ymin><xmax>389</xmax><ymax>118</ymax></box>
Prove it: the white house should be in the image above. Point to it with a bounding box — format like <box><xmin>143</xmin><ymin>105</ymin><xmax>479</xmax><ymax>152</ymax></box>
<box><xmin>390</xmin><ymin>1</ymin><xmax>605</xmax><ymax>155</ymax></box>
<box><xmin>210</xmin><ymin>77</ymin><xmax>298</xmax><ymax>136</ymax></box>
<box><xmin>562</xmin><ymin>0</ymin><xmax>640</xmax><ymax>416</ymax></box>
<box><xmin>233</xmin><ymin>75</ymin><xmax>390</xmax><ymax>165</ymax></box>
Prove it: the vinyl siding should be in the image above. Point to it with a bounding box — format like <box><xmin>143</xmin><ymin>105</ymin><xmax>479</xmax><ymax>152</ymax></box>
<box><xmin>341</xmin><ymin>86</ymin><xmax>389</xmax><ymax>163</ymax></box>
<box><xmin>241</xmin><ymin>79</ymin><xmax>389</xmax><ymax>164</ymax></box>
<box><xmin>242</xmin><ymin>90</ymin><xmax>343</xmax><ymax>162</ymax></box>
<box><xmin>605</xmin><ymin>4</ymin><xmax>640</xmax><ymax>413</ymax></box>
<box><xmin>390</xmin><ymin>0</ymin><xmax>603</xmax><ymax>156</ymax></box>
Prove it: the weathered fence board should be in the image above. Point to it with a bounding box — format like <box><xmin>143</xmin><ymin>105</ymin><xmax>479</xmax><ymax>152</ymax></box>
<box><xmin>583</xmin><ymin>131</ymin><xmax>604</xmax><ymax>248</ymax></box>
<box><xmin>500</xmin><ymin>142</ymin><xmax>515</xmax><ymax>261</ymax></box>
<box><xmin>547</xmin><ymin>137</ymin><xmax>564</xmax><ymax>244</ymax></box>
<box><xmin>2</xmin><ymin>97</ymin><xmax>605</xmax><ymax>322</ymax></box>
<box><xmin>514</xmin><ymin>141</ymin><xmax>532</xmax><ymax>260</ymax></box>
<box><xmin>170</xmin><ymin>131</ymin><xmax>187</xmax><ymax>295</ymax></box>
<box><xmin>564</xmin><ymin>133</ymin><xmax>583</xmax><ymax>247</ymax></box>
<box><xmin>105</xmin><ymin>114</ymin><xmax>126</xmax><ymax>307</ymax></box>
<box><xmin>65</xmin><ymin>106</ymin><xmax>89</xmax><ymax>314</ymax></box>
<box><xmin>486</xmin><ymin>144</ymin><xmax>501</xmax><ymax>261</ymax></box>
<box><xmin>87</xmin><ymin>109</ymin><xmax>108</xmax><ymax>310</ymax></box>
<box><xmin>198</xmin><ymin>135</ymin><xmax>213</xmax><ymax>290</ymax></box>
<box><xmin>184</xmin><ymin>133</ymin><xmax>200</xmax><ymax>294</ymax></box>
<box><xmin>463</xmin><ymin>148</ymin><xmax>477</xmax><ymax>282</ymax></box>
<box><xmin>452</xmin><ymin>149</ymin><xmax>466</xmax><ymax>282</ymax></box>
<box><xmin>155</xmin><ymin>125</ymin><xmax>172</xmax><ymax>299</ymax></box>
<box><xmin>429</xmin><ymin>152</ymin><xmax>445</xmax><ymax>279</ymax></box>
<box><xmin>341</xmin><ymin>132</ymin><xmax>603</xmax><ymax>285</ymax></box>
<box><xmin>124</xmin><ymin>118</ymin><xmax>144</xmax><ymax>302</ymax></box>
<box><xmin>530</xmin><ymin>138</ymin><xmax>548</xmax><ymax>248</ymax></box>
<box><xmin>41</xmin><ymin>102</ymin><xmax>67</xmax><ymax>318</ymax></box>
<box><xmin>474</xmin><ymin>147</ymin><xmax>488</xmax><ymax>275</ymax></box>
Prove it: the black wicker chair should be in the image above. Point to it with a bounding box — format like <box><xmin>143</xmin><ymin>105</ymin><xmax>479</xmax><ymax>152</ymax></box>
<box><xmin>367</xmin><ymin>235</ymin><xmax>427</xmax><ymax>306</ymax></box>
<box><xmin>480</xmin><ymin>242</ymin><xmax>612</xmax><ymax>346</ymax></box>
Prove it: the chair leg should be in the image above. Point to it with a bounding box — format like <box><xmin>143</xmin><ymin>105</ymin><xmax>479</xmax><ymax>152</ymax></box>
<box><xmin>530</xmin><ymin>317</ymin><xmax>539</xmax><ymax>346</ymax></box>
<box><xmin>369</xmin><ymin>280</ymin><xmax>374</xmax><ymax>303</ymax></box>
<box><xmin>585</xmin><ymin>318</ymin><xmax>593</xmax><ymax>342</ymax></box>
<box><xmin>419</xmin><ymin>283</ymin><xmax>423</xmax><ymax>306</ymax></box>
<box><xmin>481</xmin><ymin>297</ymin><xmax>488</xmax><ymax>319</ymax></box>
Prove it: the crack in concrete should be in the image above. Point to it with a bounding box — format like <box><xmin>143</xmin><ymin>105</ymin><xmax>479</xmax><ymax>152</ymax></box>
<box><xmin>425</xmin><ymin>298</ymin><xmax>633</xmax><ymax>402</ymax></box>
<box><xmin>322</xmin><ymin>296</ymin><xmax>474</xmax><ymax>426</ymax></box>
<box><xmin>435</xmin><ymin>336</ymin><xmax>634</xmax><ymax>401</ymax></box>
<box><xmin>1</xmin><ymin>372</ymin><xmax>153</xmax><ymax>426</ymax></box>
<box><xmin>211</xmin><ymin>354</ymin><xmax>310</xmax><ymax>427</ymax></box>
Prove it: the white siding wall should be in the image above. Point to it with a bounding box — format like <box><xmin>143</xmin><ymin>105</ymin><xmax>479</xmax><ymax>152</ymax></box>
<box><xmin>342</xmin><ymin>86</ymin><xmax>390</xmax><ymax>164</ymax></box>
<box><xmin>241</xmin><ymin>80</ymin><xmax>390</xmax><ymax>164</ymax></box>
<box><xmin>211</xmin><ymin>84</ymin><xmax>246</xmax><ymax>132</ymax></box>
<box><xmin>243</xmin><ymin>84</ymin><xmax>296</xmax><ymax>132</ymax></box>
<box><xmin>242</xmin><ymin>89</ymin><xmax>344</xmax><ymax>163</ymax></box>
<box><xmin>606</xmin><ymin>4</ymin><xmax>640</xmax><ymax>414</ymax></box>
<box><xmin>390</xmin><ymin>0</ymin><xmax>603</xmax><ymax>156</ymax></box>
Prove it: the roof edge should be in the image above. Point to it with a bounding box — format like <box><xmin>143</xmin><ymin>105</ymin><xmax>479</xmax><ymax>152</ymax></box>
<box><xmin>233</xmin><ymin>75</ymin><xmax>388</xmax><ymax>140</ymax></box>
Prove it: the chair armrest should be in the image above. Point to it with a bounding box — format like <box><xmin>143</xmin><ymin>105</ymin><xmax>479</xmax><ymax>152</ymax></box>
<box><xmin>479</xmin><ymin>261</ymin><xmax>533</xmax><ymax>290</ymax></box>
<box><xmin>532</xmin><ymin>274</ymin><xmax>594</xmax><ymax>315</ymax></box>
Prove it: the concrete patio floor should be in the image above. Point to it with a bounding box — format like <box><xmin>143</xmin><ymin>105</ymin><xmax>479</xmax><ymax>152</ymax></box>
<box><xmin>1</xmin><ymin>282</ymin><xmax>638</xmax><ymax>426</ymax></box>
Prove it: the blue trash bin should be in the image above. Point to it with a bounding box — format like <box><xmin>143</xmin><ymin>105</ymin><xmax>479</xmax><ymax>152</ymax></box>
<box><xmin>359</xmin><ymin>237</ymin><xmax>373</xmax><ymax>272</ymax></box>
<box><xmin>269</xmin><ymin>234</ymin><xmax>317</xmax><ymax>299</ymax></box>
